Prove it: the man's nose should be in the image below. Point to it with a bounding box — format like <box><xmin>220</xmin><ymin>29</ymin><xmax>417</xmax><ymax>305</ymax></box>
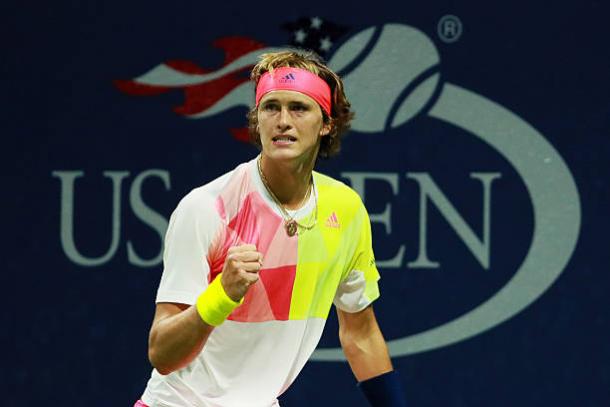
<box><xmin>277</xmin><ymin>106</ymin><xmax>291</xmax><ymax>128</ymax></box>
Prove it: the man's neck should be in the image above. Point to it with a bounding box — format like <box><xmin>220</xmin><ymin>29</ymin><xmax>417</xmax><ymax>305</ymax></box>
<box><xmin>259</xmin><ymin>153</ymin><xmax>316</xmax><ymax>210</ymax></box>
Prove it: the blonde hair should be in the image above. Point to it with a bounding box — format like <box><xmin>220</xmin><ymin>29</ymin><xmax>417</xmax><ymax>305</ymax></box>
<box><xmin>247</xmin><ymin>50</ymin><xmax>354</xmax><ymax>158</ymax></box>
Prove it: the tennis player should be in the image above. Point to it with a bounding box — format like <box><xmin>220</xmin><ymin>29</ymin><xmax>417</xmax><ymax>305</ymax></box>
<box><xmin>135</xmin><ymin>50</ymin><xmax>406</xmax><ymax>407</ymax></box>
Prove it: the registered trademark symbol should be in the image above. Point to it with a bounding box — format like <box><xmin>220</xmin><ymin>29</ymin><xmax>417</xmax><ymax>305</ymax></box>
<box><xmin>437</xmin><ymin>15</ymin><xmax>462</xmax><ymax>43</ymax></box>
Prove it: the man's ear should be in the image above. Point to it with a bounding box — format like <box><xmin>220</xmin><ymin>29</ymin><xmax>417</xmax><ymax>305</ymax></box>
<box><xmin>320</xmin><ymin>122</ymin><xmax>332</xmax><ymax>137</ymax></box>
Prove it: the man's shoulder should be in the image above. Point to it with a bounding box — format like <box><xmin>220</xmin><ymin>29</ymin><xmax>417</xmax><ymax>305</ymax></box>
<box><xmin>183</xmin><ymin>162</ymin><xmax>249</xmax><ymax>204</ymax></box>
<box><xmin>314</xmin><ymin>171</ymin><xmax>363</xmax><ymax>207</ymax></box>
<box><xmin>179</xmin><ymin>161</ymin><xmax>251</xmax><ymax>209</ymax></box>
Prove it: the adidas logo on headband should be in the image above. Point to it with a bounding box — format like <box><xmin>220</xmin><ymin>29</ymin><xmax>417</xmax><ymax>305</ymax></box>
<box><xmin>279</xmin><ymin>73</ymin><xmax>296</xmax><ymax>83</ymax></box>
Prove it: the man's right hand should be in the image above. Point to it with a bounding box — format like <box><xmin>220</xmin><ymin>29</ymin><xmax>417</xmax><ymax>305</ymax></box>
<box><xmin>220</xmin><ymin>244</ymin><xmax>263</xmax><ymax>302</ymax></box>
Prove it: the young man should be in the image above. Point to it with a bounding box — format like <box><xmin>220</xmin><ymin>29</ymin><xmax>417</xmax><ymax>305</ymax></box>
<box><xmin>136</xmin><ymin>51</ymin><xmax>406</xmax><ymax>407</ymax></box>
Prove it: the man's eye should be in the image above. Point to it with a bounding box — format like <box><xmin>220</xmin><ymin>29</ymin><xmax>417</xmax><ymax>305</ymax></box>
<box><xmin>291</xmin><ymin>105</ymin><xmax>307</xmax><ymax>111</ymax></box>
<box><xmin>263</xmin><ymin>104</ymin><xmax>279</xmax><ymax>111</ymax></box>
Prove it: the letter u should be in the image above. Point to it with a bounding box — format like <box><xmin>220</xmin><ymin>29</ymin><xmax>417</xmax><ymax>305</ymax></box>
<box><xmin>52</xmin><ymin>171</ymin><xmax>129</xmax><ymax>267</ymax></box>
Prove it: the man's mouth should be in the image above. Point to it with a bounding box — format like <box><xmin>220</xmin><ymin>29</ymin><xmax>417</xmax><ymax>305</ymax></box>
<box><xmin>272</xmin><ymin>135</ymin><xmax>297</xmax><ymax>142</ymax></box>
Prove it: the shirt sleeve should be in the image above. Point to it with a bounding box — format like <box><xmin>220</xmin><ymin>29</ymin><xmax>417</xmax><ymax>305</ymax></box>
<box><xmin>333</xmin><ymin>201</ymin><xmax>380</xmax><ymax>313</ymax></box>
<box><xmin>155</xmin><ymin>190</ymin><xmax>221</xmax><ymax>305</ymax></box>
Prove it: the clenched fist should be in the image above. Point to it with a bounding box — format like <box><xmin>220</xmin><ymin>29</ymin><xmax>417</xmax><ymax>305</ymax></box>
<box><xmin>221</xmin><ymin>244</ymin><xmax>263</xmax><ymax>302</ymax></box>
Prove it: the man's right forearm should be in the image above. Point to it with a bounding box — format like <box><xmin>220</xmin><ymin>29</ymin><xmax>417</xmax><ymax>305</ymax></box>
<box><xmin>148</xmin><ymin>245</ymin><xmax>262</xmax><ymax>375</ymax></box>
<box><xmin>148</xmin><ymin>305</ymin><xmax>214</xmax><ymax>375</ymax></box>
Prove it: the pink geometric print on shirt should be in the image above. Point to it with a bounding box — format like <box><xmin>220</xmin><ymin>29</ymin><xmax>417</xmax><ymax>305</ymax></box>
<box><xmin>208</xmin><ymin>191</ymin><xmax>278</xmax><ymax>281</ymax></box>
<box><xmin>259</xmin><ymin>265</ymin><xmax>297</xmax><ymax>320</ymax></box>
<box><xmin>216</xmin><ymin>163</ymin><xmax>253</xmax><ymax>225</ymax></box>
<box><xmin>208</xmin><ymin>165</ymin><xmax>270</xmax><ymax>280</ymax></box>
<box><xmin>208</xmin><ymin>165</ymin><xmax>298</xmax><ymax>322</ymax></box>
<box><xmin>229</xmin><ymin>273</ymin><xmax>276</xmax><ymax>321</ymax></box>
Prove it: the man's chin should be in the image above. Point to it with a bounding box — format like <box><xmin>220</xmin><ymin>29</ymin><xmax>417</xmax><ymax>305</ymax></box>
<box><xmin>262</xmin><ymin>145</ymin><xmax>319</xmax><ymax>164</ymax></box>
<box><xmin>265</xmin><ymin>149</ymin><xmax>299</xmax><ymax>161</ymax></box>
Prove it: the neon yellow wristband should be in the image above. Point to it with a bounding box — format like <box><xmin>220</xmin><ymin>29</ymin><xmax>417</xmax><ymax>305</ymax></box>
<box><xmin>196</xmin><ymin>273</ymin><xmax>243</xmax><ymax>326</ymax></box>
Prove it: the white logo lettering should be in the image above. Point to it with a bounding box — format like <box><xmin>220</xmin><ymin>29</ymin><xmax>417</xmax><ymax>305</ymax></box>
<box><xmin>52</xmin><ymin>170</ymin><xmax>170</xmax><ymax>268</ymax></box>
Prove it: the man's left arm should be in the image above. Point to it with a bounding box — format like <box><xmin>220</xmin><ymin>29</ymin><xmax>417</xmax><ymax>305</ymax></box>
<box><xmin>337</xmin><ymin>305</ymin><xmax>392</xmax><ymax>381</ymax></box>
<box><xmin>338</xmin><ymin>305</ymin><xmax>407</xmax><ymax>406</ymax></box>
<box><xmin>336</xmin><ymin>199</ymin><xmax>406</xmax><ymax>405</ymax></box>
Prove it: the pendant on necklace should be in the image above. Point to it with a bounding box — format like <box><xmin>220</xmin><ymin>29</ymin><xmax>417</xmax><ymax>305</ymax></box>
<box><xmin>285</xmin><ymin>220</ymin><xmax>298</xmax><ymax>237</ymax></box>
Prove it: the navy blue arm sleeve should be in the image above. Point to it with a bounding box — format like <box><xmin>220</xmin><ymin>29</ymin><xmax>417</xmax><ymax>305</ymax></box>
<box><xmin>357</xmin><ymin>370</ymin><xmax>407</xmax><ymax>407</ymax></box>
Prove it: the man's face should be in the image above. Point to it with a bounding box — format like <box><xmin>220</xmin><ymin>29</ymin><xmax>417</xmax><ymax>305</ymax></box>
<box><xmin>257</xmin><ymin>90</ymin><xmax>330</xmax><ymax>162</ymax></box>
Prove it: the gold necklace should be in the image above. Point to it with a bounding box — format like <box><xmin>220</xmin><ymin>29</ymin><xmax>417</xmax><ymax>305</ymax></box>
<box><xmin>257</xmin><ymin>155</ymin><xmax>318</xmax><ymax>236</ymax></box>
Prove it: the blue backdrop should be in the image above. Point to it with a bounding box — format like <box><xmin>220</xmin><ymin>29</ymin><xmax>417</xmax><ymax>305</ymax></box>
<box><xmin>4</xmin><ymin>1</ymin><xmax>609</xmax><ymax>406</ymax></box>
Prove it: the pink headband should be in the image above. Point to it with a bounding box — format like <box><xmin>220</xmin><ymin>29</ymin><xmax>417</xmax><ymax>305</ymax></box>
<box><xmin>255</xmin><ymin>67</ymin><xmax>332</xmax><ymax>116</ymax></box>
